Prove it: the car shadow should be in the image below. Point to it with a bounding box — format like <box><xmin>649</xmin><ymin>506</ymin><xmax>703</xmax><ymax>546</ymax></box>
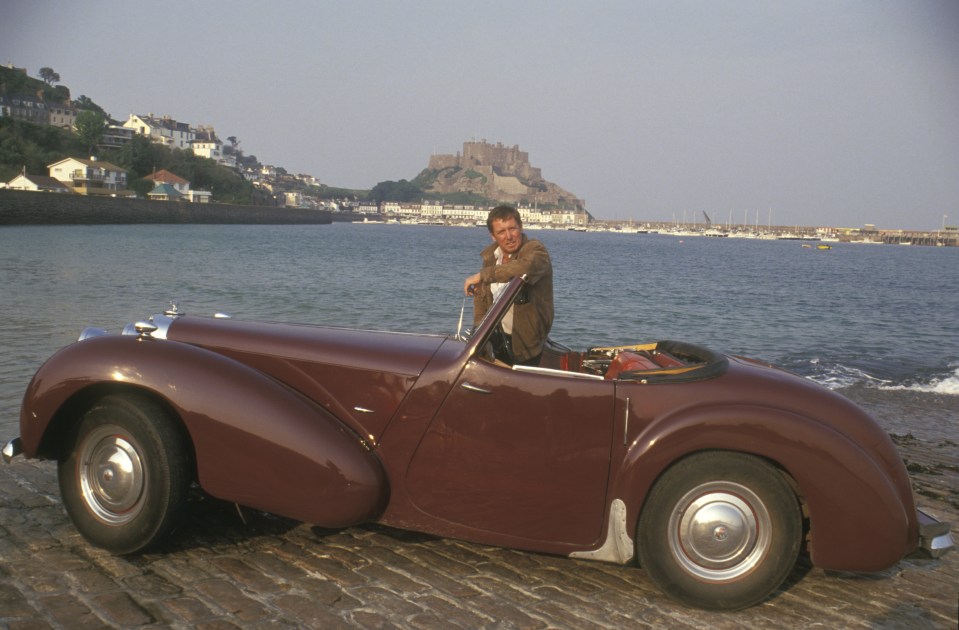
<box><xmin>777</xmin><ymin>552</ymin><xmax>814</xmax><ymax>593</ymax></box>
<box><xmin>153</xmin><ymin>490</ymin><xmax>301</xmax><ymax>553</ymax></box>
<box><xmin>148</xmin><ymin>489</ymin><xmax>441</xmax><ymax>555</ymax></box>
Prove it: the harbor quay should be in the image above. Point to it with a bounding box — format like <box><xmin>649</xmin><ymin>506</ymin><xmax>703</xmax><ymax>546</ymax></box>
<box><xmin>0</xmin><ymin>436</ymin><xmax>955</xmax><ymax>628</ymax></box>
<box><xmin>1</xmin><ymin>188</ymin><xmax>952</xmax><ymax>245</ymax></box>
<box><xmin>0</xmin><ymin>190</ymin><xmax>331</xmax><ymax>225</ymax></box>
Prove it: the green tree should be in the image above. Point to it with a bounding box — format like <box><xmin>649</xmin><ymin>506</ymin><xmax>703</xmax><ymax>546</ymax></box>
<box><xmin>368</xmin><ymin>179</ymin><xmax>422</xmax><ymax>202</ymax></box>
<box><xmin>106</xmin><ymin>134</ymin><xmax>167</xmax><ymax>179</ymax></box>
<box><xmin>38</xmin><ymin>67</ymin><xmax>60</xmax><ymax>86</ymax></box>
<box><xmin>74</xmin><ymin>110</ymin><xmax>108</xmax><ymax>154</ymax></box>
<box><xmin>49</xmin><ymin>85</ymin><xmax>71</xmax><ymax>101</ymax></box>
<box><xmin>73</xmin><ymin>95</ymin><xmax>106</xmax><ymax>115</ymax></box>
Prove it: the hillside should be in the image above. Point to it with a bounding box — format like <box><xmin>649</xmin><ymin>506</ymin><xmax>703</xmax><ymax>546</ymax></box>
<box><xmin>0</xmin><ymin>66</ymin><xmax>257</xmax><ymax>203</ymax></box>
<box><xmin>1</xmin><ymin>66</ymin><xmax>586</xmax><ymax>210</ymax></box>
<box><xmin>0</xmin><ymin>65</ymin><xmax>70</xmax><ymax>104</ymax></box>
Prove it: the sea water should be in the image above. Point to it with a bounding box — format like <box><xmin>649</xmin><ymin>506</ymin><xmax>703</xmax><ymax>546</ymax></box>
<box><xmin>1</xmin><ymin>223</ymin><xmax>956</xmax><ymax>442</ymax></box>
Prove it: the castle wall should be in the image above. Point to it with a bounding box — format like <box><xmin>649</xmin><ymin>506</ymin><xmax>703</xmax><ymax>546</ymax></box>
<box><xmin>428</xmin><ymin>153</ymin><xmax>460</xmax><ymax>170</ymax></box>
<box><xmin>492</xmin><ymin>174</ymin><xmax>529</xmax><ymax>196</ymax></box>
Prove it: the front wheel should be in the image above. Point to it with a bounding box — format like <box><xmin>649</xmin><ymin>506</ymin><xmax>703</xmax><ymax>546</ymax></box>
<box><xmin>636</xmin><ymin>451</ymin><xmax>802</xmax><ymax>610</ymax></box>
<box><xmin>58</xmin><ymin>393</ymin><xmax>191</xmax><ymax>554</ymax></box>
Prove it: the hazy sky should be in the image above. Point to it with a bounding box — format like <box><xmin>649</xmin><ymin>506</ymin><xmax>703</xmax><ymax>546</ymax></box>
<box><xmin>4</xmin><ymin>1</ymin><xmax>957</xmax><ymax>230</ymax></box>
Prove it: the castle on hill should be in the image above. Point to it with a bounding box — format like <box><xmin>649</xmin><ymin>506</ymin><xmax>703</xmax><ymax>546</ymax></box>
<box><xmin>425</xmin><ymin>140</ymin><xmax>585</xmax><ymax>212</ymax></box>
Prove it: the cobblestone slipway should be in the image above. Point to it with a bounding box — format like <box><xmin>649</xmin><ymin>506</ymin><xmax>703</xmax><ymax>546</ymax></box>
<box><xmin>1</xmin><ymin>436</ymin><xmax>956</xmax><ymax>629</ymax></box>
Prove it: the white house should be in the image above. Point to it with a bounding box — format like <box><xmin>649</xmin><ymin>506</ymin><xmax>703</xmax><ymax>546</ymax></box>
<box><xmin>5</xmin><ymin>172</ymin><xmax>71</xmax><ymax>193</ymax></box>
<box><xmin>420</xmin><ymin>201</ymin><xmax>444</xmax><ymax>220</ymax></box>
<box><xmin>190</xmin><ymin>126</ymin><xmax>235</xmax><ymax>167</ymax></box>
<box><xmin>186</xmin><ymin>189</ymin><xmax>211</xmax><ymax>203</ymax></box>
<box><xmin>48</xmin><ymin>157</ymin><xmax>128</xmax><ymax>193</ymax></box>
<box><xmin>123</xmin><ymin>113</ymin><xmax>195</xmax><ymax>150</ymax></box>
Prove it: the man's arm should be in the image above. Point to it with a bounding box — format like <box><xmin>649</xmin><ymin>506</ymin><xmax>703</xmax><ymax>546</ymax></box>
<box><xmin>480</xmin><ymin>240</ymin><xmax>551</xmax><ymax>285</ymax></box>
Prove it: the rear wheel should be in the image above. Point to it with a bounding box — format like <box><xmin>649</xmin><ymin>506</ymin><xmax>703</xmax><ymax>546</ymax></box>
<box><xmin>58</xmin><ymin>393</ymin><xmax>191</xmax><ymax>554</ymax></box>
<box><xmin>637</xmin><ymin>451</ymin><xmax>801</xmax><ymax>610</ymax></box>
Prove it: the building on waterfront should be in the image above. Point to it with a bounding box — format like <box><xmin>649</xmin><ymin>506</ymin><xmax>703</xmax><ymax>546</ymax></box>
<box><xmin>143</xmin><ymin>169</ymin><xmax>190</xmax><ymax>195</ymax></box>
<box><xmin>147</xmin><ymin>183</ymin><xmax>183</xmax><ymax>201</ymax></box>
<box><xmin>355</xmin><ymin>200</ymin><xmax>588</xmax><ymax>227</ymax></box>
<box><xmin>5</xmin><ymin>171</ymin><xmax>71</xmax><ymax>193</ymax></box>
<box><xmin>143</xmin><ymin>169</ymin><xmax>210</xmax><ymax>203</ymax></box>
<box><xmin>48</xmin><ymin>157</ymin><xmax>130</xmax><ymax>195</ymax></box>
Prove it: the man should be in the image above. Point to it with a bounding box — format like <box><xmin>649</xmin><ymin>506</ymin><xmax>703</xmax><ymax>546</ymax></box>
<box><xmin>463</xmin><ymin>205</ymin><xmax>553</xmax><ymax>366</ymax></box>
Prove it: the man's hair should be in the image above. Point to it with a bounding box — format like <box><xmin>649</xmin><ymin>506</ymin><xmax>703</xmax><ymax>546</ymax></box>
<box><xmin>486</xmin><ymin>205</ymin><xmax>522</xmax><ymax>233</ymax></box>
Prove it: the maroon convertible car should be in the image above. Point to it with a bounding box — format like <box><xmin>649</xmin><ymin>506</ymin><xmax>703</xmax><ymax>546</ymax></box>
<box><xmin>3</xmin><ymin>276</ymin><xmax>952</xmax><ymax>610</ymax></box>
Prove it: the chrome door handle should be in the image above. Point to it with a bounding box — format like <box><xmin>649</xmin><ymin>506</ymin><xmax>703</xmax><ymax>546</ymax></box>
<box><xmin>461</xmin><ymin>382</ymin><xmax>491</xmax><ymax>394</ymax></box>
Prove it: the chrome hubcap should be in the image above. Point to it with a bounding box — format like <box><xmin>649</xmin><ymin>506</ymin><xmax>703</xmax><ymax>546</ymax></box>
<box><xmin>78</xmin><ymin>425</ymin><xmax>146</xmax><ymax>525</ymax></box>
<box><xmin>669</xmin><ymin>481</ymin><xmax>771</xmax><ymax>581</ymax></box>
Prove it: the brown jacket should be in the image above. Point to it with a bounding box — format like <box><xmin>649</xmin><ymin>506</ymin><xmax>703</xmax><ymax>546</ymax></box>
<box><xmin>472</xmin><ymin>235</ymin><xmax>554</xmax><ymax>362</ymax></box>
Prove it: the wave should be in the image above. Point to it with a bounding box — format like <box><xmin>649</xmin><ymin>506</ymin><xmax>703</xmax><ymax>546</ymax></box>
<box><xmin>799</xmin><ymin>358</ymin><xmax>959</xmax><ymax>396</ymax></box>
<box><xmin>802</xmin><ymin>359</ymin><xmax>890</xmax><ymax>390</ymax></box>
<box><xmin>876</xmin><ymin>364</ymin><xmax>959</xmax><ymax>396</ymax></box>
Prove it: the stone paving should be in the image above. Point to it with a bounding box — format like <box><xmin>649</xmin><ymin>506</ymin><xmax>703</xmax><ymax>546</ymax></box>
<box><xmin>1</xmin><ymin>436</ymin><xmax>956</xmax><ymax>629</ymax></box>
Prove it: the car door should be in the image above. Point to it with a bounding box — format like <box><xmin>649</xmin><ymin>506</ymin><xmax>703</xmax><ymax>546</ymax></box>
<box><xmin>405</xmin><ymin>356</ymin><xmax>616</xmax><ymax>547</ymax></box>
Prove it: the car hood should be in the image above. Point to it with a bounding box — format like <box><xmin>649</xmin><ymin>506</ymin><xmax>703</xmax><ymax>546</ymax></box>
<box><xmin>169</xmin><ymin>316</ymin><xmax>446</xmax><ymax>375</ymax></box>
<box><xmin>167</xmin><ymin>316</ymin><xmax>448</xmax><ymax>443</ymax></box>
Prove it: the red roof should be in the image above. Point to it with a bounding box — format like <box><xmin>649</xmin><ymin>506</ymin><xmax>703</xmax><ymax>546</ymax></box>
<box><xmin>146</xmin><ymin>169</ymin><xmax>189</xmax><ymax>185</ymax></box>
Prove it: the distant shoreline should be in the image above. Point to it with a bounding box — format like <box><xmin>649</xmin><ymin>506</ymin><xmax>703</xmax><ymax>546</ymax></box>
<box><xmin>0</xmin><ymin>189</ymin><xmax>331</xmax><ymax>225</ymax></box>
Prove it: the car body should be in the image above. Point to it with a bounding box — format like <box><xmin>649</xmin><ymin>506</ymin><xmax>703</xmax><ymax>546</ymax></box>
<box><xmin>3</xmin><ymin>276</ymin><xmax>952</xmax><ymax>610</ymax></box>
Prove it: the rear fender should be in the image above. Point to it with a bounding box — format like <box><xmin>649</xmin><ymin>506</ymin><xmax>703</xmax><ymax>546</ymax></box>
<box><xmin>616</xmin><ymin>405</ymin><xmax>917</xmax><ymax>571</ymax></box>
<box><xmin>21</xmin><ymin>335</ymin><xmax>387</xmax><ymax>527</ymax></box>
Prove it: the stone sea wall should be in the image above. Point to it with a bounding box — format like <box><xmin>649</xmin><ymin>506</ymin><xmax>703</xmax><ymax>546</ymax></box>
<box><xmin>0</xmin><ymin>189</ymin><xmax>331</xmax><ymax>225</ymax></box>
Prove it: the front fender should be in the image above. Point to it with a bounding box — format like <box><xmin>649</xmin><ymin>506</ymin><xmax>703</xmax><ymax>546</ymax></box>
<box><xmin>616</xmin><ymin>404</ymin><xmax>917</xmax><ymax>571</ymax></box>
<box><xmin>20</xmin><ymin>335</ymin><xmax>388</xmax><ymax>528</ymax></box>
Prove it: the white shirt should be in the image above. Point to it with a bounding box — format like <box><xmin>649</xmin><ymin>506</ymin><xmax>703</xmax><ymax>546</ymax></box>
<box><xmin>491</xmin><ymin>246</ymin><xmax>514</xmax><ymax>334</ymax></box>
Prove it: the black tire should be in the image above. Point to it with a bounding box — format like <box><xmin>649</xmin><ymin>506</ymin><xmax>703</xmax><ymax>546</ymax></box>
<box><xmin>58</xmin><ymin>393</ymin><xmax>191</xmax><ymax>554</ymax></box>
<box><xmin>636</xmin><ymin>451</ymin><xmax>802</xmax><ymax>610</ymax></box>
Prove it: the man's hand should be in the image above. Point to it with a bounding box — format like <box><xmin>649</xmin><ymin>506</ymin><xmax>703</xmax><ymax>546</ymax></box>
<box><xmin>463</xmin><ymin>272</ymin><xmax>481</xmax><ymax>296</ymax></box>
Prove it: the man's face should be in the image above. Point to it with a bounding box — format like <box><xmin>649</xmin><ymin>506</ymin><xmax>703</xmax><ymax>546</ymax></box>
<box><xmin>490</xmin><ymin>217</ymin><xmax>522</xmax><ymax>256</ymax></box>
